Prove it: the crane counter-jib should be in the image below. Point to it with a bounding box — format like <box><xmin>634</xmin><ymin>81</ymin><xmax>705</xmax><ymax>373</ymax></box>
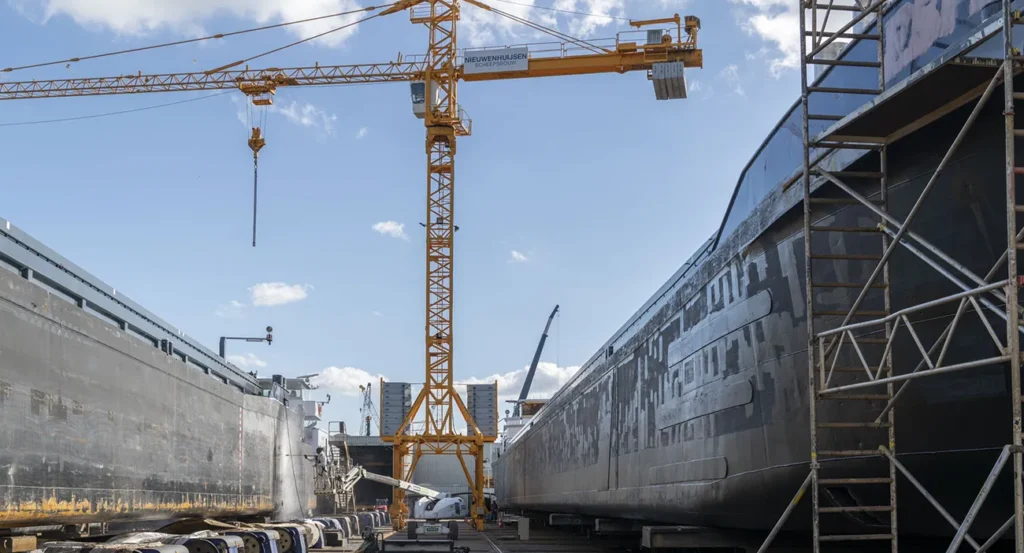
<box><xmin>460</xmin><ymin>48</ymin><xmax>702</xmax><ymax>82</ymax></box>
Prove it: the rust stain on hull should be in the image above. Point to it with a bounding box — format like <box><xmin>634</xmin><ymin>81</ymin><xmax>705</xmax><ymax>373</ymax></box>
<box><xmin>2</xmin><ymin>490</ymin><xmax>273</xmax><ymax>526</ymax></box>
<box><xmin>0</xmin><ymin>254</ymin><xmax>314</xmax><ymax>529</ymax></box>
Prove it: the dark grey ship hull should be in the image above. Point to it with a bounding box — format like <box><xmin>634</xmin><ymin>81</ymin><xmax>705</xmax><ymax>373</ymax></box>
<box><xmin>494</xmin><ymin>11</ymin><xmax>1020</xmax><ymax>537</ymax></box>
<box><xmin>0</xmin><ymin>232</ymin><xmax>313</xmax><ymax>528</ymax></box>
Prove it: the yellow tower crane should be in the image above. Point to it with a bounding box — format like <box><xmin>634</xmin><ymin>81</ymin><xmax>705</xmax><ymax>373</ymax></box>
<box><xmin>0</xmin><ymin>0</ymin><xmax>702</xmax><ymax>531</ymax></box>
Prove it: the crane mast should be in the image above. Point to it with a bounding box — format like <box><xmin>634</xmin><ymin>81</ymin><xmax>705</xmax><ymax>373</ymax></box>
<box><xmin>0</xmin><ymin>0</ymin><xmax>703</xmax><ymax>532</ymax></box>
<box><xmin>422</xmin><ymin>0</ymin><xmax>460</xmax><ymax>444</ymax></box>
<box><xmin>386</xmin><ymin>0</ymin><xmax>483</xmax><ymax>529</ymax></box>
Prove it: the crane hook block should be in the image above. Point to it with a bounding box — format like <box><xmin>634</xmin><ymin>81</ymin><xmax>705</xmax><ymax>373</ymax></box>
<box><xmin>248</xmin><ymin>127</ymin><xmax>266</xmax><ymax>156</ymax></box>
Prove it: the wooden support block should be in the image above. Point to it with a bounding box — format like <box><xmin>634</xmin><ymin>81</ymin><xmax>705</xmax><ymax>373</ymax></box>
<box><xmin>2</xmin><ymin>536</ymin><xmax>37</xmax><ymax>553</ymax></box>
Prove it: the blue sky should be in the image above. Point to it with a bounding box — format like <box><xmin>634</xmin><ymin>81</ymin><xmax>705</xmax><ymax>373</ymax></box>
<box><xmin>0</xmin><ymin>0</ymin><xmax>801</xmax><ymax>432</ymax></box>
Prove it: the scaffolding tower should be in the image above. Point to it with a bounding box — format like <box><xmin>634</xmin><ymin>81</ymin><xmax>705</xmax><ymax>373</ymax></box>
<box><xmin>316</xmin><ymin>421</ymin><xmax>356</xmax><ymax>513</ymax></box>
<box><xmin>759</xmin><ymin>1</ymin><xmax>1024</xmax><ymax>552</ymax></box>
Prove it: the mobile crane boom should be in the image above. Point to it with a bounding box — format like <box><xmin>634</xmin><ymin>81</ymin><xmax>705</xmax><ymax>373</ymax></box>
<box><xmin>340</xmin><ymin>466</ymin><xmax>447</xmax><ymax>500</ymax></box>
<box><xmin>513</xmin><ymin>305</ymin><xmax>559</xmax><ymax>417</ymax></box>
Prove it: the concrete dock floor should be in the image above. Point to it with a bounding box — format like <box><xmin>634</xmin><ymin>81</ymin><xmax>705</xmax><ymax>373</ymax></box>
<box><xmin>318</xmin><ymin>522</ymin><xmax>641</xmax><ymax>552</ymax></box>
<box><xmin>464</xmin><ymin>522</ymin><xmax>641</xmax><ymax>552</ymax></box>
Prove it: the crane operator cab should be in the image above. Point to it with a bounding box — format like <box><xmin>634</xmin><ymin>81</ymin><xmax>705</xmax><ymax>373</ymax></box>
<box><xmin>410</xmin><ymin>81</ymin><xmax>440</xmax><ymax>119</ymax></box>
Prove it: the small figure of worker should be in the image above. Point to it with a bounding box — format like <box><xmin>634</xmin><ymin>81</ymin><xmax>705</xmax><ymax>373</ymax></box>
<box><xmin>489</xmin><ymin>500</ymin><xmax>499</xmax><ymax>522</ymax></box>
<box><xmin>304</xmin><ymin>447</ymin><xmax>329</xmax><ymax>478</ymax></box>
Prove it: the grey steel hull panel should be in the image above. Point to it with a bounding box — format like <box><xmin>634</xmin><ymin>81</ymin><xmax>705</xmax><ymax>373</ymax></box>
<box><xmin>0</xmin><ymin>263</ymin><xmax>313</xmax><ymax>527</ymax></box>
<box><xmin>495</xmin><ymin>93</ymin><xmax>1015</xmax><ymax>536</ymax></box>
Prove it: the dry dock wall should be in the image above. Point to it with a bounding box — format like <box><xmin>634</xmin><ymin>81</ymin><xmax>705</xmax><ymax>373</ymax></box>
<box><xmin>0</xmin><ymin>265</ymin><xmax>312</xmax><ymax>527</ymax></box>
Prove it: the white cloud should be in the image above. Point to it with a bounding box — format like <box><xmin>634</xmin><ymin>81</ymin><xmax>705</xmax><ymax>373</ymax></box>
<box><xmin>458</xmin><ymin>362</ymin><xmax>581</xmax><ymax>406</ymax></box>
<box><xmin>274</xmin><ymin>101</ymin><xmax>337</xmax><ymax>135</ymax></box>
<box><xmin>249</xmin><ymin>282</ymin><xmax>312</xmax><ymax>306</ymax></box>
<box><xmin>215</xmin><ymin>299</ymin><xmax>246</xmax><ymax>319</ymax></box>
<box><xmin>372</xmin><ymin>310</ymin><xmax>383</xmax><ymax>317</ymax></box>
<box><xmin>729</xmin><ymin>0</ymin><xmax>799</xmax><ymax>76</ymax></box>
<box><xmin>227</xmin><ymin>353</ymin><xmax>267</xmax><ymax>370</ymax></box>
<box><xmin>729</xmin><ymin>0</ymin><xmax>856</xmax><ymax>77</ymax></box>
<box><xmin>718</xmin><ymin>64</ymin><xmax>745</xmax><ymax>96</ymax></box>
<box><xmin>357</xmin><ymin>127</ymin><xmax>369</xmax><ymax>139</ymax></box>
<box><xmin>373</xmin><ymin>221</ymin><xmax>408</xmax><ymax>240</ymax></box>
<box><xmin>19</xmin><ymin>0</ymin><xmax>367</xmax><ymax>48</ymax></box>
<box><xmin>231</xmin><ymin>96</ymin><xmax>337</xmax><ymax>135</ymax></box>
<box><xmin>310</xmin><ymin>366</ymin><xmax>386</xmax><ymax>396</ymax></box>
<box><xmin>551</xmin><ymin>0</ymin><xmax>627</xmax><ymax>38</ymax></box>
<box><xmin>460</xmin><ymin>0</ymin><xmax>645</xmax><ymax>48</ymax></box>
<box><xmin>461</xmin><ymin>0</ymin><xmax>552</xmax><ymax>47</ymax></box>
<box><xmin>689</xmin><ymin>77</ymin><xmax>714</xmax><ymax>99</ymax></box>
<box><xmin>509</xmin><ymin>250</ymin><xmax>528</xmax><ymax>263</ymax></box>
<box><xmin>746</xmin><ymin>46</ymin><xmax>771</xmax><ymax>61</ymax></box>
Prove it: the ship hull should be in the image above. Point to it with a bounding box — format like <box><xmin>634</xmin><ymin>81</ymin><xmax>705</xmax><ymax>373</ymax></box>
<box><xmin>0</xmin><ymin>263</ymin><xmax>313</xmax><ymax>527</ymax></box>
<box><xmin>495</xmin><ymin>90</ymin><xmax>1016</xmax><ymax>537</ymax></box>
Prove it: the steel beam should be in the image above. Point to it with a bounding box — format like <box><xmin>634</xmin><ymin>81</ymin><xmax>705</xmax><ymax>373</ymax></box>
<box><xmin>1002</xmin><ymin>4</ymin><xmax>1024</xmax><ymax>552</ymax></box>
<box><xmin>822</xmin><ymin>68</ymin><xmax>1003</xmax><ymax>361</ymax></box>
<box><xmin>756</xmin><ymin>471</ymin><xmax>811</xmax><ymax>553</ymax></box>
<box><xmin>547</xmin><ymin>513</ymin><xmax>588</xmax><ymax>526</ymax></box>
<box><xmin>797</xmin><ymin>2</ymin><xmax>821</xmax><ymax>551</ymax></box>
<box><xmin>977</xmin><ymin>515</ymin><xmax>1015</xmax><ymax>553</ymax></box>
<box><xmin>642</xmin><ymin>526</ymin><xmax>748</xmax><ymax>550</ymax></box>
<box><xmin>879</xmin><ymin>447</ymin><xmax>981</xmax><ymax>550</ymax></box>
<box><xmin>945</xmin><ymin>445</ymin><xmax>1012</xmax><ymax>553</ymax></box>
<box><xmin>820</xmin><ymin>168</ymin><xmax>1015</xmax><ymax>310</ymax></box>
<box><xmin>593</xmin><ymin>519</ymin><xmax>643</xmax><ymax>534</ymax></box>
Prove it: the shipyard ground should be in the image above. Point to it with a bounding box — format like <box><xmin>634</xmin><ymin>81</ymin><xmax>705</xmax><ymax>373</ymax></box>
<box><xmin>418</xmin><ymin>523</ymin><xmax>641</xmax><ymax>552</ymax></box>
<box><xmin>326</xmin><ymin>522</ymin><xmax>645</xmax><ymax>552</ymax></box>
<box><xmin>326</xmin><ymin>521</ymin><xmax>1019</xmax><ymax>552</ymax></box>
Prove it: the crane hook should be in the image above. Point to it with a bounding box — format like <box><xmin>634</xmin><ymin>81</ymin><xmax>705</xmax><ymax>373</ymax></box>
<box><xmin>248</xmin><ymin>127</ymin><xmax>266</xmax><ymax>248</ymax></box>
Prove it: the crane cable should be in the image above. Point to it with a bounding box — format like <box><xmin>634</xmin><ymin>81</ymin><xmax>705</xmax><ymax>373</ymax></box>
<box><xmin>252</xmin><ymin>151</ymin><xmax>260</xmax><ymax>248</ymax></box>
<box><xmin>206</xmin><ymin>10</ymin><xmax>386</xmax><ymax>73</ymax></box>
<box><xmin>502</xmin><ymin>13</ymin><xmax>611</xmax><ymax>54</ymax></box>
<box><xmin>2</xmin><ymin>4</ymin><xmax>393</xmax><ymax>74</ymax></box>
<box><xmin>219</xmin><ymin>4</ymin><xmax>385</xmax><ymax>247</ymax></box>
<box><xmin>0</xmin><ymin>91</ymin><xmax>231</xmax><ymax>127</ymax></box>
<box><xmin>4</xmin><ymin>0</ymin><xmax>628</xmax><ymax>75</ymax></box>
<box><xmin>492</xmin><ymin>0</ymin><xmax>630</xmax><ymax>21</ymax></box>
<box><xmin>465</xmin><ymin>0</ymin><xmax>611</xmax><ymax>55</ymax></box>
<box><xmin>245</xmin><ymin>98</ymin><xmax>268</xmax><ymax>247</ymax></box>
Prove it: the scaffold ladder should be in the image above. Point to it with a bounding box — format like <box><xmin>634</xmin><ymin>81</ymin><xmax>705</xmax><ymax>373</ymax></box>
<box><xmin>800</xmin><ymin>0</ymin><xmax>897</xmax><ymax>551</ymax></box>
<box><xmin>800</xmin><ymin>1</ymin><xmax>895</xmax><ymax>550</ymax></box>
<box><xmin>1005</xmin><ymin>4</ymin><xmax>1024</xmax><ymax>552</ymax></box>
